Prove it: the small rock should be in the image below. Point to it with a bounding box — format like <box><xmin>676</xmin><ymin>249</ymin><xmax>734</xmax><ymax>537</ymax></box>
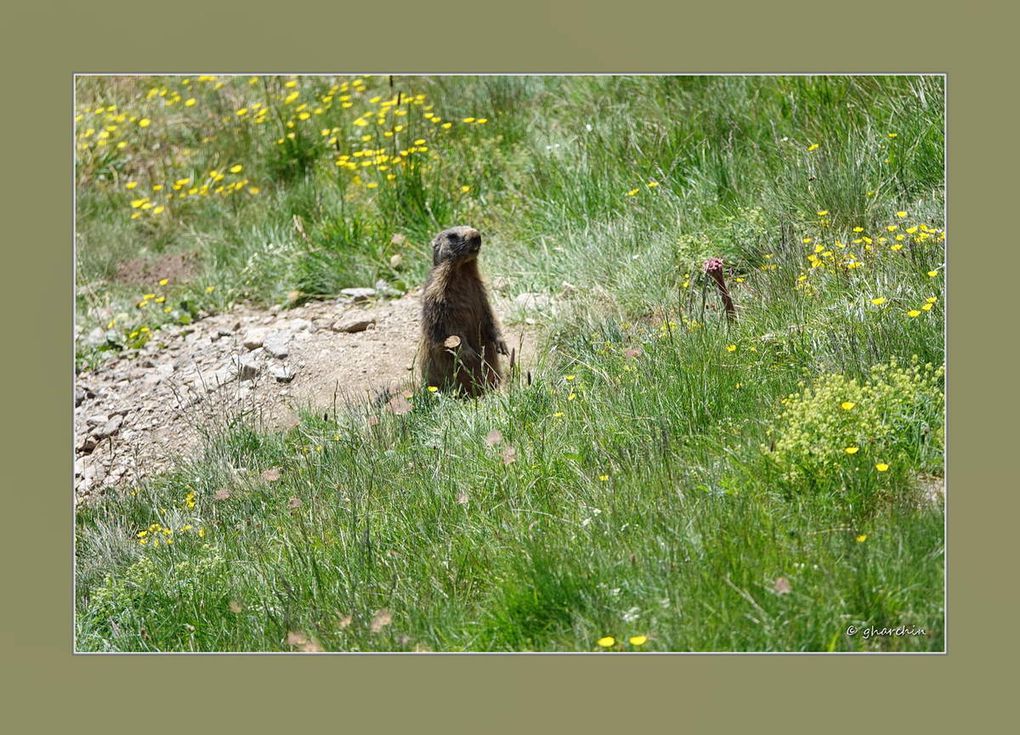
<box><xmin>85</xmin><ymin>413</ymin><xmax>110</xmax><ymax>428</ymax></box>
<box><xmin>204</xmin><ymin>366</ymin><xmax>237</xmax><ymax>391</ymax></box>
<box><xmin>93</xmin><ymin>414</ymin><xmax>124</xmax><ymax>440</ymax></box>
<box><xmin>82</xmin><ymin>462</ymin><xmax>107</xmax><ymax>488</ymax></box>
<box><xmin>233</xmin><ymin>355</ymin><xmax>261</xmax><ymax>381</ymax></box>
<box><xmin>75</xmin><ymin>387</ymin><xmax>87</xmax><ymax>407</ymax></box>
<box><xmin>332</xmin><ymin>317</ymin><xmax>375</xmax><ymax>334</ymax></box>
<box><xmin>242</xmin><ymin>329</ymin><xmax>266</xmax><ymax>350</ymax></box>
<box><xmin>340</xmin><ymin>287</ymin><xmax>376</xmax><ymax>302</ymax></box>
<box><xmin>263</xmin><ymin>332</ymin><xmax>291</xmax><ymax>358</ymax></box>
<box><xmin>271</xmin><ymin>365</ymin><xmax>295</xmax><ymax>383</ymax></box>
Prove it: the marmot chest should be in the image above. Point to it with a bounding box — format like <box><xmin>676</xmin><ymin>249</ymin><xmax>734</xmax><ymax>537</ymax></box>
<box><xmin>438</xmin><ymin>279</ymin><xmax>488</xmax><ymax>344</ymax></box>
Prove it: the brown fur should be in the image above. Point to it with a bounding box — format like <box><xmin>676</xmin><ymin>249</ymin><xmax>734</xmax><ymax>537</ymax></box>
<box><xmin>420</xmin><ymin>226</ymin><xmax>507</xmax><ymax>396</ymax></box>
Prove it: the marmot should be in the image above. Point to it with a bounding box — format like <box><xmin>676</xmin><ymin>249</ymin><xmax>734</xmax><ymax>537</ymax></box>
<box><xmin>420</xmin><ymin>226</ymin><xmax>508</xmax><ymax>396</ymax></box>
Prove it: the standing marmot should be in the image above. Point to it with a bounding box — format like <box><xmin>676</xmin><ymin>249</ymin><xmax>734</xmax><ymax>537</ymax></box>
<box><xmin>420</xmin><ymin>226</ymin><xmax>508</xmax><ymax>396</ymax></box>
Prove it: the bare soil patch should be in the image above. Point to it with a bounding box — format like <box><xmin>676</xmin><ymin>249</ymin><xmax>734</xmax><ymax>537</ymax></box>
<box><xmin>114</xmin><ymin>251</ymin><xmax>199</xmax><ymax>287</ymax></box>
<box><xmin>74</xmin><ymin>289</ymin><xmax>538</xmax><ymax>504</ymax></box>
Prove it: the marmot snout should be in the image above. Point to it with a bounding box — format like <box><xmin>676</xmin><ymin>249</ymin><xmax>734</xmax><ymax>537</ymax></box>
<box><xmin>420</xmin><ymin>226</ymin><xmax>508</xmax><ymax>396</ymax></box>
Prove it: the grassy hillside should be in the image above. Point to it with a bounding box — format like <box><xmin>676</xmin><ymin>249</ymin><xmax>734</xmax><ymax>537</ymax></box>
<box><xmin>75</xmin><ymin>75</ymin><xmax>945</xmax><ymax>652</ymax></box>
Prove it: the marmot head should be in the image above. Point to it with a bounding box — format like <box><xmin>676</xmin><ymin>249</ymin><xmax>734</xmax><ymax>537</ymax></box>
<box><xmin>431</xmin><ymin>225</ymin><xmax>482</xmax><ymax>266</ymax></box>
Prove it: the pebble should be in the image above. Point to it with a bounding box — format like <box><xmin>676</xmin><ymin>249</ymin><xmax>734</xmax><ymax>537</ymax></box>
<box><xmin>340</xmin><ymin>287</ymin><xmax>376</xmax><ymax>301</ymax></box>
<box><xmin>332</xmin><ymin>317</ymin><xmax>375</xmax><ymax>333</ymax></box>
<box><xmin>242</xmin><ymin>329</ymin><xmax>266</xmax><ymax>350</ymax></box>
<box><xmin>271</xmin><ymin>364</ymin><xmax>295</xmax><ymax>383</ymax></box>
<box><xmin>263</xmin><ymin>332</ymin><xmax>292</xmax><ymax>358</ymax></box>
<box><xmin>233</xmin><ymin>355</ymin><xmax>261</xmax><ymax>381</ymax></box>
<box><xmin>92</xmin><ymin>414</ymin><xmax>124</xmax><ymax>440</ymax></box>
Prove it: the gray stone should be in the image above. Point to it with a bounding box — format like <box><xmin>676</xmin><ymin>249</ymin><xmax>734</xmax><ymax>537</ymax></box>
<box><xmin>206</xmin><ymin>366</ymin><xmax>237</xmax><ymax>391</ymax></box>
<box><xmin>81</xmin><ymin>462</ymin><xmax>107</xmax><ymax>489</ymax></box>
<box><xmin>242</xmin><ymin>329</ymin><xmax>266</xmax><ymax>350</ymax></box>
<box><xmin>332</xmin><ymin>317</ymin><xmax>375</xmax><ymax>333</ymax></box>
<box><xmin>271</xmin><ymin>364</ymin><xmax>295</xmax><ymax>383</ymax></box>
<box><xmin>93</xmin><ymin>414</ymin><xmax>124</xmax><ymax>440</ymax></box>
<box><xmin>85</xmin><ymin>413</ymin><xmax>109</xmax><ymax>428</ymax></box>
<box><xmin>263</xmin><ymin>332</ymin><xmax>291</xmax><ymax>358</ymax></box>
<box><xmin>287</xmin><ymin>318</ymin><xmax>313</xmax><ymax>332</ymax></box>
<box><xmin>340</xmin><ymin>287</ymin><xmax>376</xmax><ymax>301</ymax></box>
<box><xmin>233</xmin><ymin>355</ymin><xmax>260</xmax><ymax>381</ymax></box>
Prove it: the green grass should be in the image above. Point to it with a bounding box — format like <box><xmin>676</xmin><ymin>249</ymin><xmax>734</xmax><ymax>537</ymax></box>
<box><xmin>75</xmin><ymin>74</ymin><xmax>944</xmax><ymax>651</ymax></box>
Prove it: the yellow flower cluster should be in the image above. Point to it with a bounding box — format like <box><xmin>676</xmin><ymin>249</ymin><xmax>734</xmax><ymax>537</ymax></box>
<box><xmin>124</xmin><ymin>165</ymin><xmax>260</xmax><ymax>221</ymax></box>
<box><xmin>136</xmin><ymin>518</ymin><xmax>206</xmax><ymax>547</ymax></box>
<box><xmin>767</xmin><ymin>356</ymin><xmax>944</xmax><ymax>484</ymax></box>
<box><xmin>793</xmin><ymin>211</ymin><xmax>945</xmax><ymax>292</ymax></box>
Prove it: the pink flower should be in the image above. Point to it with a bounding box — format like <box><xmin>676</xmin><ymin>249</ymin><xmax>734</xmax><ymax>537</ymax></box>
<box><xmin>703</xmin><ymin>257</ymin><xmax>724</xmax><ymax>273</ymax></box>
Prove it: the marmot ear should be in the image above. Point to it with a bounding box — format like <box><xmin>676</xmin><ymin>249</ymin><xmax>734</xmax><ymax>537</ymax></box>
<box><xmin>431</xmin><ymin>235</ymin><xmax>444</xmax><ymax>265</ymax></box>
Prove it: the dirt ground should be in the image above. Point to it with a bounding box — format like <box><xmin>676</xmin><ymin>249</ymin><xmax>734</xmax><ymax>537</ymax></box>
<box><xmin>74</xmin><ymin>289</ymin><xmax>539</xmax><ymax>504</ymax></box>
